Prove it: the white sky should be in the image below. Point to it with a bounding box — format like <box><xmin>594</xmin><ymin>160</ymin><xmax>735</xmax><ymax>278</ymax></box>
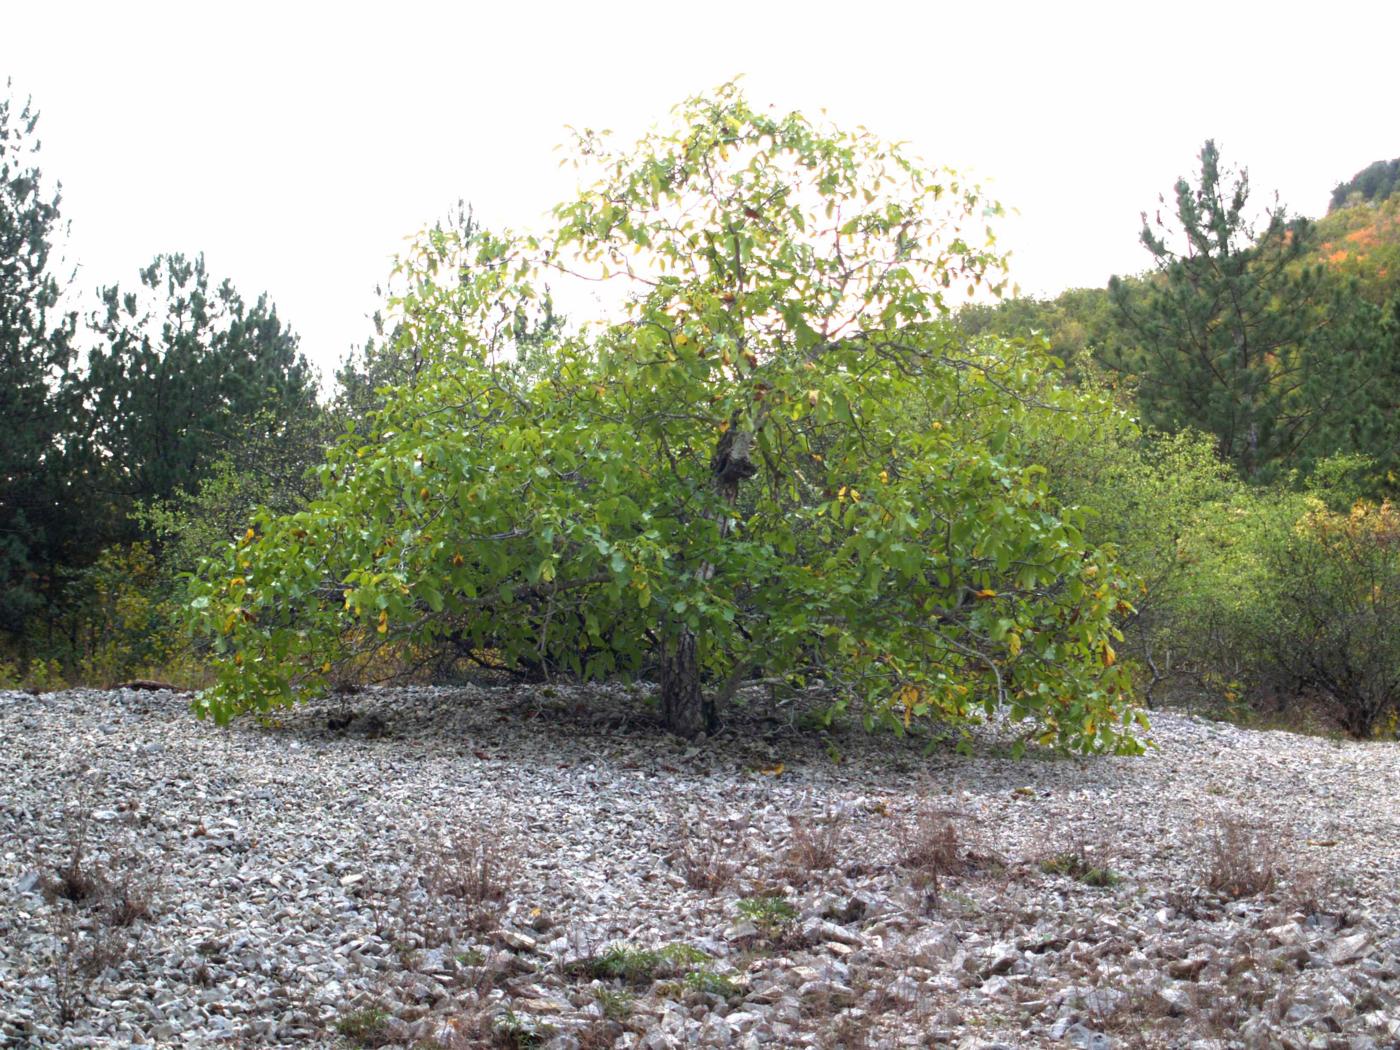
<box><xmin>4</xmin><ymin>1</ymin><xmax>1396</xmax><ymax>382</ymax></box>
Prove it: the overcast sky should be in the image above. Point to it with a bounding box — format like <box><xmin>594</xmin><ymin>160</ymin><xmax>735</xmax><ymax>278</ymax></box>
<box><xmin>4</xmin><ymin>1</ymin><xmax>1396</xmax><ymax>380</ymax></box>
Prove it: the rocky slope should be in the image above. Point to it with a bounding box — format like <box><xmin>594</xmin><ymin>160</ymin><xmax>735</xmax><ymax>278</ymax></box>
<box><xmin>1</xmin><ymin>683</ymin><xmax>1398</xmax><ymax>1049</ymax></box>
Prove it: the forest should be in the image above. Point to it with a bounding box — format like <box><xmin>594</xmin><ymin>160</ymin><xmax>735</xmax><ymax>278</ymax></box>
<box><xmin>3</xmin><ymin>81</ymin><xmax>1398</xmax><ymax>746</ymax></box>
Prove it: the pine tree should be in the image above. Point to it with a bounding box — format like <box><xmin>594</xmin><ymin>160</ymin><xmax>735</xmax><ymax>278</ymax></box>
<box><xmin>0</xmin><ymin>84</ymin><xmax>80</xmax><ymax>636</ymax></box>
<box><xmin>83</xmin><ymin>253</ymin><xmax>321</xmax><ymax>523</ymax></box>
<box><xmin>1110</xmin><ymin>141</ymin><xmax>1372</xmax><ymax>481</ymax></box>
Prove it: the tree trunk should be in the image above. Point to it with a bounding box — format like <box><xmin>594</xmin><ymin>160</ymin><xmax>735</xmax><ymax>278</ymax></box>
<box><xmin>660</xmin><ymin>629</ymin><xmax>713</xmax><ymax>737</ymax></box>
<box><xmin>657</xmin><ymin>417</ymin><xmax>757</xmax><ymax>737</ymax></box>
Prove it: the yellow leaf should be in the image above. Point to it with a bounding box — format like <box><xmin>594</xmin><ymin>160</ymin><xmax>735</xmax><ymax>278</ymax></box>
<box><xmin>1102</xmin><ymin>642</ymin><xmax>1116</xmax><ymax>667</ymax></box>
<box><xmin>1007</xmin><ymin>632</ymin><xmax>1021</xmax><ymax>657</ymax></box>
<box><xmin>975</xmin><ymin>589</ymin><xmax>997</xmax><ymax>599</ymax></box>
<box><xmin>377</xmin><ymin>610</ymin><xmax>389</xmax><ymax>635</ymax></box>
<box><xmin>758</xmin><ymin>763</ymin><xmax>785</xmax><ymax>777</ymax></box>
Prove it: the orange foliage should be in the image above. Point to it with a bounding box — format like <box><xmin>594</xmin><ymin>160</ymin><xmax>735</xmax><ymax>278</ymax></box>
<box><xmin>1299</xmin><ymin>499</ymin><xmax>1400</xmax><ymax>552</ymax></box>
<box><xmin>1345</xmin><ymin>226</ymin><xmax>1380</xmax><ymax>249</ymax></box>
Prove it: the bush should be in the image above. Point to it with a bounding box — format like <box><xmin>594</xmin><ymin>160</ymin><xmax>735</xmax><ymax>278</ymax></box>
<box><xmin>1060</xmin><ymin>427</ymin><xmax>1399</xmax><ymax>735</ymax></box>
<box><xmin>184</xmin><ymin>84</ymin><xmax>1145</xmax><ymax>755</ymax></box>
<box><xmin>1250</xmin><ymin>497</ymin><xmax>1400</xmax><ymax>737</ymax></box>
<box><xmin>1031</xmin><ymin>420</ymin><xmax>1258</xmax><ymax>709</ymax></box>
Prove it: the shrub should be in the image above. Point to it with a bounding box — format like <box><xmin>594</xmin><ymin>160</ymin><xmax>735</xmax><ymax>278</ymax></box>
<box><xmin>1046</xmin><ymin>418</ymin><xmax>1398</xmax><ymax>736</ymax></box>
<box><xmin>1251</xmin><ymin>497</ymin><xmax>1400</xmax><ymax>737</ymax></box>
<box><xmin>7</xmin><ymin>543</ymin><xmax>188</xmax><ymax>688</ymax></box>
<box><xmin>185</xmin><ymin>83</ymin><xmax>1144</xmax><ymax>755</ymax></box>
<box><xmin>367</xmin><ymin>823</ymin><xmax>518</xmax><ymax>951</ymax></box>
<box><xmin>37</xmin><ymin>821</ymin><xmax>160</xmax><ymax>1025</ymax></box>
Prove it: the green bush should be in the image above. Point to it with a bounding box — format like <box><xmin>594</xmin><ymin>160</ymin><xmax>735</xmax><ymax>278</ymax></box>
<box><xmin>1248</xmin><ymin>496</ymin><xmax>1400</xmax><ymax>737</ymax></box>
<box><xmin>183</xmin><ymin>84</ymin><xmax>1145</xmax><ymax>754</ymax></box>
<box><xmin>1051</xmin><ymin>421</ymin><xmax>1399</xmax><ymax>735</ymax></box>
<box><xmin>0</xmin><ymin>543</ymin><xmax>198</xmax><ymax>689</ymax></box>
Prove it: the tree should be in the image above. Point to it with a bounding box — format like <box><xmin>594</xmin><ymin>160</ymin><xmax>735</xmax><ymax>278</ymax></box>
<box><xmin>334</xmin><ymin>201</ymin><xmax>563</xmax><ymax>426</ymax></box>
<box><xmin>1109</xmin><ymin>141</ymin><xmax>1377</xmax><ymax>481</ymax></box>
<box><xmin>0</xmin><ymin>83</ymin><xmax>80</xmax><ymax>639</ymax></box>
<box><xmin>187</xmin><ymin>85</ymin><xmax>1144</xmax><ymax>754</ymax></box>
<box><xmin>1330</xmin><ymin>158</ymin><xmax>1400</xmax><ymax>212</ymax></box>
<box><xmin>954</xmin><ymin>284</ymin><xmax>1130</xmax><ymax>384</ymax></box>
<box><xmin>83</xmin><ymin>253</ymin><xmax>321</xmax><ymax>524</ymax></box>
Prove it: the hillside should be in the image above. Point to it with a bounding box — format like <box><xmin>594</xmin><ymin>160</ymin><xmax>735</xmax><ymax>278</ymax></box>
<box><xmin>3</xmin><ymin>684</ymin><xmax>1398</xmax><ymax>1048</ymax></box>
<box><xmin>1313</xmin><ymin>194</ymin><xmax>1400</xmax><ymax>302</ymax></box>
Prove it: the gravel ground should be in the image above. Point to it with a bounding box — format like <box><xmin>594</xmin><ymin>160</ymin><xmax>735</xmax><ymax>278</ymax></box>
<box><xmin>1</xmin><ymin>682</ymin><xmax>1397</xmax><ymax>1049</ymax></box>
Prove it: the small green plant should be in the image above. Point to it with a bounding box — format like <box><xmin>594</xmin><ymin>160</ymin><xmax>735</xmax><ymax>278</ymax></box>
<box><xmin>572</xmin><ymin>941</ymin><xmax>713</xmax><ymax>986</ymax></box>
<box><xmin>658</xmin><ymin>943</ymin><xmax>710</xmax><ymax>967</ymax></box>
<box><xmin>736</xmin><ymin>894</ymin><xmax>797</xmax><ymax>936</ymax></box>
<box><xmin>1039</xmin><ymin>852</ymin><xmax>1120</xmax><ymax>888</ymax></box>
<box><xmin>593</xmin><ymin>986</ymin><xmax>633</xmax><ymax>1020</ymax></box>
<box><xmin>495</xmin><ymin>1008</ymin><xmax>553</xmax><ymax>1048</ymax></box>
<box><xmin>335</xmin><ymin>1006</ymin><xmax>392</xmax><ymax>1047</ymax></box>
<box><xmin>685</xmin><ymin>967</ymin><xmax>739</xmax><ymax>999</ymax></box>
<box><xmin>584</xmin><ymin>944</ymin><xmax>665</xmax><ymax>983</ymax></box>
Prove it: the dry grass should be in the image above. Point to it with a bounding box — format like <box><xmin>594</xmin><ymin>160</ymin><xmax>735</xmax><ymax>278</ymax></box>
<box><xmin>782</xmin><ymin>804</ymin><xmax>849</xmax><ymax>884</ymax></box>
<box><xmin>368</xmin><ymin>822</ymin><xmax>519</xmax><ymax>954</ymax></box>
<box><xmin>37</xmin><ymin>819</ymin><xmax>161</xmax><ymax>1025</ymax></box>
<box><xmin>895</xmin><ymin>807</ymin><xmax>965</xmax><ymax>899</ymax></box>
<box><xmin>666</xmin><ymin>808</ymin><xmax>746</xmax><ymax>893</ymax></box>
<box><xmin>1203</xmin><ymin>815</ymin><xmax>1279</xmax><ymax>899</ymax></box>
